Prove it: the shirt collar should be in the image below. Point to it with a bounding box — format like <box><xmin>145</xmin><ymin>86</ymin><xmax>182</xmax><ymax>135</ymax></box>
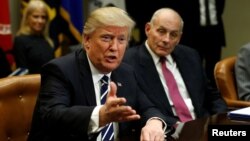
<box><xmin>145</xmin><ymin>40</ymin><xmax>174</xmax><ymax>65</ymax></box>
<box><xmin>87</xmin><ymin>54</ymin><xmax>111</xmax><ymax>84</ymax></box>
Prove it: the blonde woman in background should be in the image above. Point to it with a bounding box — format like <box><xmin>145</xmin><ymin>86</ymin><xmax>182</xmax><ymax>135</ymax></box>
<box><xmin>13</xmin><ymin>0</ymin><xmax>54</xmax><ymax>74</ymax></box>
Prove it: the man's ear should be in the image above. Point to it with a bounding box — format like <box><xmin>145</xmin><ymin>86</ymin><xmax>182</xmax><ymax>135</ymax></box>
<box><xmin>83</xmin><ymin>34</ymin><xmax>90</xmax><ymax>49</ymax></box>
<box><xmin>176</xmin><ymin>32</ymin><xmax>183</xmax><ymax>45</ymax></box>
<box><xmin>145</xmin><ymin>22</ymin><xmax>151</xmax><ymax>37</ymax></box>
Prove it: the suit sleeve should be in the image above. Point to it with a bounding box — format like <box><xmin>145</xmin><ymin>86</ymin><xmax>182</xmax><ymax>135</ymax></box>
<box><xmin>235</xmin><ymin>44</ymin><xmax>250</xmax><ymax>101</ymax></box>
<box><xmin>38</xmin><ymin>62</ymin><xmax>95</xmax><ymax>137</ymax></box>
<box><xmin>13</xmin><ymin>36</ymin><xmax>29</xmax><ymax>68</ymax></box>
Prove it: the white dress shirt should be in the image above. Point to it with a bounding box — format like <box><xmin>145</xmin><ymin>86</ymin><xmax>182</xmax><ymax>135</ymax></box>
<box><xmin>86</xmin><ymin>55</ymin><xmax>118</xmax><ymax>141</ymax></box>
<box><xmin>86</xmin><ymin>53</ymin><xmax>167</xmax><ymax>140</ymax></box>
<box><xmin>145</xmin><ymin>41</ymin><xmax>196</xmax><ymax>120</ymax></box>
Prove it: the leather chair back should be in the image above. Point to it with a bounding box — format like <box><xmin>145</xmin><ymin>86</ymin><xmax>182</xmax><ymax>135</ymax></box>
<box><xmin>214</xmin><ymin>56</ymin><xmax>250</xmax><ymax>109</ymax></box>
<box><xmin>0</xmin><ymin>74</ymin><xmax>40</xmax><ymax>141</ymax></box>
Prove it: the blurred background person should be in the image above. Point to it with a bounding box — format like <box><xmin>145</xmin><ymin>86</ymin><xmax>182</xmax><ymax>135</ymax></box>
<box><xmin>13</xmin><ymin>0</ymin><xmax>55</xmax><ymax>74</ymax></box>
<box><xmin>0</xmin><ymin>48</ymin><xmax>12</xmax><ymax>78</ymax></box>
<box><xmin>177</xmin><ymin>0</ymin><xmax>226</xmax><ymax>91</ymax></box>
<box><xmin>235</xmin><ymin>42</ymin><xmax>250</xmax><ymax>101</ymax></box>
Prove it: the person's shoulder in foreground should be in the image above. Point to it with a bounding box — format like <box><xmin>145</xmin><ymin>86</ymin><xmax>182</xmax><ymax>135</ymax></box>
<box><xmin>235</xmin><ymin>42</ymin><xmax>250</xmax><ymax>101</ymax></box>
<box><xmin>27</xmin><ymin>6</ymin><xmax>166</xmax><ymax>141</ymax></box>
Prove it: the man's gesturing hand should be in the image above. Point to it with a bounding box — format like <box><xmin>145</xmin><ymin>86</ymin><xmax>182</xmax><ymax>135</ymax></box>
<box><xmin>99</xmin><ymin>81</ymin><xmax>140</xmax><ymax>126</ymax></box>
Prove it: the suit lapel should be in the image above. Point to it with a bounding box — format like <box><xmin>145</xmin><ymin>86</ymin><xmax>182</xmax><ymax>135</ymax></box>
<box><xmin>138</xmin><ymin>46</ymin><xmax>173</xmax><ymax>114</ymax></box>
<box><xmin>172</xmin><ymin>45</ymin><xmax>199</xmax><ymax>103</ymax></box>
<box><xmin>77</xmin><ymin>50</ymin><xmax>97</xmax><ymax>106</ymax></box>
<box><xmin>172</xmin><ymin>46</ymin><xmax>191</xmax><ymax>87</ymax></box>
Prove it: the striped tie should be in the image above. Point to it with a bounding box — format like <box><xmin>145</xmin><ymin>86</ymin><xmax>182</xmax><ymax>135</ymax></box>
<box><xmin>100</xmin><ymin>75</ymin><xmax>114</xmax><ymax>141</ymax></box>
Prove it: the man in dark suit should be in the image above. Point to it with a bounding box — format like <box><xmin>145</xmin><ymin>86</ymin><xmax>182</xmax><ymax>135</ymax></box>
<box><xmin>27</xmin><ymin>7</ymin><xmax>166</xmax><ymax>141</ymax></box>
<box><xmin>126</xmin><ymin>0</ymin><xmax>226</xmax><ymax>90</ymax></box>
<box><xmin>0</xmin><ymin>48</ymin><xmax>11</xmax><ymax>78</ymax></box>
<box><xmin>123</xmin><ymin>8</ymin><xmax>227</xmax><ymax>126</ymax></box>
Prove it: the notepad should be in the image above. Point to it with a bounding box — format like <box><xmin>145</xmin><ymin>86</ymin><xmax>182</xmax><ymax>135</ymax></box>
<box><xmin>227</xmin><ymin>107</ymin><xmax>250</xmax><ymax>121</ymax></box>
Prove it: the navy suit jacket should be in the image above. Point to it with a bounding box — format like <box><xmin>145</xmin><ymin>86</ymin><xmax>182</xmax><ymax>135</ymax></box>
<box><xmin>28</xmin><ymin>49</ymin><xmax>166</xmax><ymax>141</ymax></box>
<box><xmin>123</xmin><ymin>44</ymin><xmax>227</xmax><ymax>125</ymax></box>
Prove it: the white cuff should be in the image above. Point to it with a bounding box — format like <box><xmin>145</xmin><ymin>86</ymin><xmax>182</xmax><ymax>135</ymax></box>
<box><xmin>146</xmin><ymin>117</ymin><xmax>167</xmax><ymax>132</ymax></box>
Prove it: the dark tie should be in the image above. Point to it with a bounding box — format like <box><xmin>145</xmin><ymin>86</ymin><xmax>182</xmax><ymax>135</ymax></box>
<box><xmin>100</xmin><ymin>75</ymin><xmax>114</xmax><ymax>141</ymax></box>
<box><xmin>160</xmin><ymin>57</ymin><xmax>193</xmax><ymax>122</ymax></box>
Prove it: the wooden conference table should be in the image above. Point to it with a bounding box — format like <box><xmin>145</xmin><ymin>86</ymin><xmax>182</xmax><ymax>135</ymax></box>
<box><xmin>121</xmin><ymin>112</ymin><xmax>250</xmax><ymax>141</ymax></box>
<box><xmin>171</xmin><ymin>112</ymin><xmax>250</xmax><ymax>141</ymax></box>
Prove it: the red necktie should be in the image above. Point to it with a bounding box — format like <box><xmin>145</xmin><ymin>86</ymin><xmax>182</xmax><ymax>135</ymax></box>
<box><xmin>160</xmin><ymin>57</ymin><xmax>193</xmax><ymax>122</ymax></box>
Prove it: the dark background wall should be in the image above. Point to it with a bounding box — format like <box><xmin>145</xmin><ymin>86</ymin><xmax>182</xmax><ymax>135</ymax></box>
<box><xmin>9</xmin><ymin>0</ymin><xmax>250</xmax><ymax>59</ymax></box>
